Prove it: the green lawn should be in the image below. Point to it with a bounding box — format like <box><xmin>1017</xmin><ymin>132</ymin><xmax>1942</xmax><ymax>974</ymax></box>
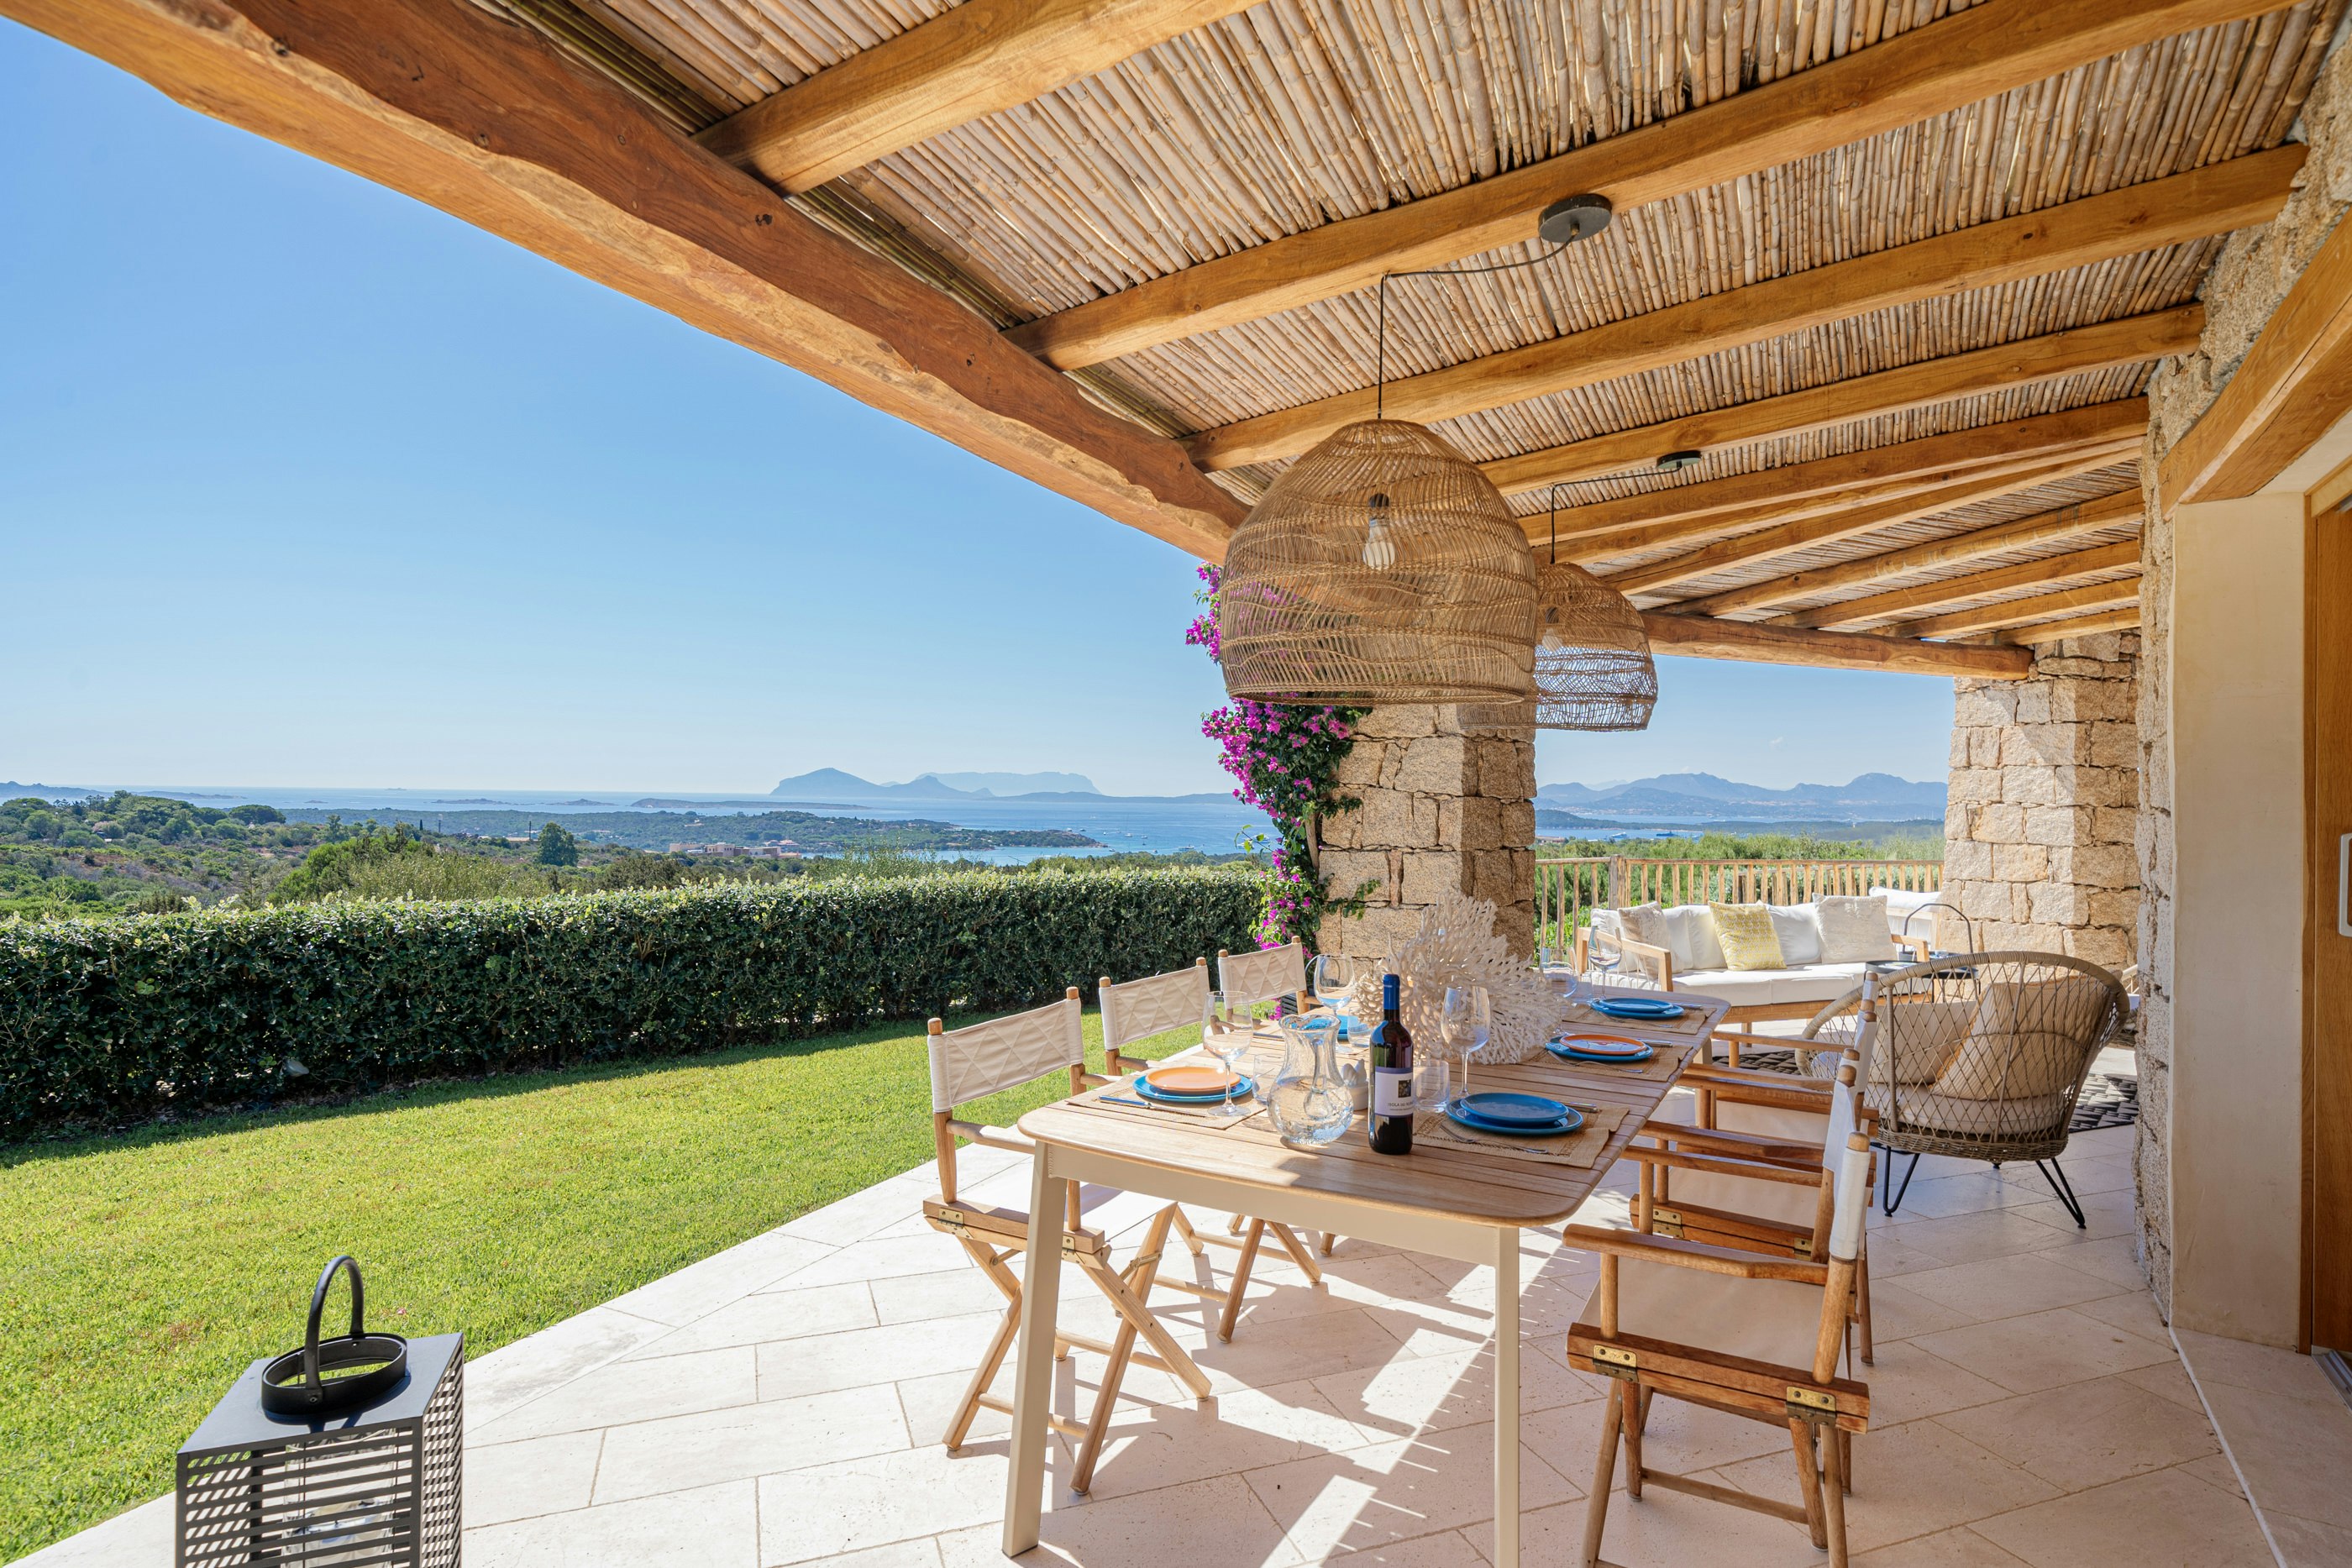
<box><xmin>0</xmin><ymin>1009</ymin><xmax>1198</xmax><ymax>1560</ymax></box>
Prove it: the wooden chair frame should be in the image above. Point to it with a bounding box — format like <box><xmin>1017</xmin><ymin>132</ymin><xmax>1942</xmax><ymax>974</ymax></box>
<box><xmin>1095</xmin><ymin>957</ymin><xmax>1328</xmax><ymax>1340</ymax></box>
<box><xmin>925</xmin><ymin>987</ymin><xmax>1211</xmax><ymax>1494</ymax></box>
<box><xmin>1208</xmin><ymin>945</ymin><xmax>1345</xmax><ymax>1282</ymax></box>
<box><xmin>1565</xmin><ymin>1120</ymin><xmax>1876</xmax><ymax>1568</ymax></box>
<box><xmin>1639</xmin><ymin>1052</ymin><xmax>1880</xmax><ymax>1365</ymax></box>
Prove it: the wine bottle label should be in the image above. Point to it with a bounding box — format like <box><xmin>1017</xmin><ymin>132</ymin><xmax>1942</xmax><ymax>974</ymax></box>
<box><xmin>1372</xmin><ymin>1067</ymin><xmax>1415</xmax><ymax>1118</ymax></box>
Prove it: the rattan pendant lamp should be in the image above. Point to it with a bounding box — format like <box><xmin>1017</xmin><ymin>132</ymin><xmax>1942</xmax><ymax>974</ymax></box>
<box><xmin>1218</xmin><ymin>418</ymin><xmax>1537</xmax><ymax>705</ymax></box>
<box><xmin>1520</xmin><ymin>485</ymin><xmax>1658</xmax><ymax>730</ymax></box>
<box><xmin>1217</xmin><ymin>205</ymin><xmax>1621</xmax><ymax>707</ymax></box>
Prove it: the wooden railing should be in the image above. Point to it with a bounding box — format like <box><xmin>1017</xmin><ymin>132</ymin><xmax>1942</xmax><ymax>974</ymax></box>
<box><xmin>1533</xmin><ymin>857</ymin><xmax>1944</xmax><ymax>955</ymax></box>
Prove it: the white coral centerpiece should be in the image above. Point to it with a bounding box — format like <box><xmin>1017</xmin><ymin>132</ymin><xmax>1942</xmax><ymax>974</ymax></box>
<box><xmin>1347</xmin><ymin>888</ymin><xmax>1567</xmax><ymax>1066</ymax></box>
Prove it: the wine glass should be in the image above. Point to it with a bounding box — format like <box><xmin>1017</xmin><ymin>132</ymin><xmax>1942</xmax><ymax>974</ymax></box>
<box><xmin>1442</xmin><ymin>984</ymin><xmax>1491</xmax><ymax>1106</ymax></box>
<box><xmin>1312</xmin><ymin>952</ymin><xmax>1355</xmax><ymax>1012</ymax></box>
<box><xmin>1587</xmin><ymin>924</ymin><xmax>1625</xmax><ymax>994</ymax></box>
<box><xmin>1202</xmin><ymin>989</ymin><xmax>1249</xmax><ymax>1118</ymax></box>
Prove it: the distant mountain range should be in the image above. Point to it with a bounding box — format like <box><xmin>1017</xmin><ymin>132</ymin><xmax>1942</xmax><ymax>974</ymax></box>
<box><xmin>1535</xmin><ymin>772</ymin><xmax>1945</xmax><ymax>822</ymax></box>
<box><xmin>769</xmin><ymin>769</ymin><xmax>1229</xmax><ymax>805</ymax></box>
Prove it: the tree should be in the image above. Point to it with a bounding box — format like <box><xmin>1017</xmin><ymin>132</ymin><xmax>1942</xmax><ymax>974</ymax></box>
<box><xmin>535</xmin><ymin>821</ymin><xmax>580</xmax><ymax>867</ymax></box>
<box><xmin>229</xmin><ymin>804</ymin><xmax>286</xmax><ymax>825</ymax></box>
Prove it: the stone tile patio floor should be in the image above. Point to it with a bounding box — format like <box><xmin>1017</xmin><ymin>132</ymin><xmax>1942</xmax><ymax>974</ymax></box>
<box><xmin>24</xmin><ymin>1108</ymin><xmax>2306</xmax><ymax>1568</ymax></box>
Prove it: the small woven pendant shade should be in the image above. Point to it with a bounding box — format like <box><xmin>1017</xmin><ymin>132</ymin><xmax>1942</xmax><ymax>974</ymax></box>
<box><xmin>1219</xmin><ymin>420</ymin><xmax>1537</xmax><ymax>705</ymax></box>
<box><xmin>1464</xmin><ymin>495</ymin><xmax>1657</xmax><ymax>732</ymax></box>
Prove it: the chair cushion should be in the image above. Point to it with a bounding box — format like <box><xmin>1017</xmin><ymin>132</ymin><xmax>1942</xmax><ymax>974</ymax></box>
<box><xmin>1768</xmin><ymin>904</ymin><xmax>1824</xmax><ymax>965</ymax></box>
<box><xmin>1709</xmin><ymin>903</ymin><xmax>1785</xmax><ymax>971</ymax></box>
<box><xmin>1869</xmin><ymin>1084</ymin><xmax>2071</xmax><ymax>1143</ymax></box>
<box><xmin>1931</xmin><ymin>976</ymin><xmax>2117</xmax><ymax>1101</ymax></box>
<box><xmin>1661</xmin><ymin>905</ymin><xmax>1728</xmax><ymax>972</ymax></box>
<box><xmin>1816</xmin><ymin>896</ymin><xmax>1898</xmax><ymax>963</ymax></box>
<box><xmin>1616</xmin><ymin>1254</ymin><xmax>1833</xmax><ymax>1371</ymax></box>
<box><xmin>1872</xmin><ymin>999</ymin><xmax>1976</xmax><ymax>1085</ymax></box>
<box><xmin>1717</xmin><ymin>1099</ymin><xmax>1832</xmax><ymax>1145</ymax></box>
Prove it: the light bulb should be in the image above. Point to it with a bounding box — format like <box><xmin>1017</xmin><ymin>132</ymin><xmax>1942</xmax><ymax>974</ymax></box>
<box><xmin>1362</xmin><ymin>491</ymin><xmax>1396</xmax><ymax>570</ymax></box>
<box><xmin>1539</xmin><ymin>608</ymin><xmax>1565</xmax><ymax>650</ymax></box>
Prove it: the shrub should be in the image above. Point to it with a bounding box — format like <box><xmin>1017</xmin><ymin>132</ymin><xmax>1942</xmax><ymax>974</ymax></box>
<box><xmin>0</xmin><ymin>867</ymin><xmax>1264</xmax><ymax>1139</ymax></box>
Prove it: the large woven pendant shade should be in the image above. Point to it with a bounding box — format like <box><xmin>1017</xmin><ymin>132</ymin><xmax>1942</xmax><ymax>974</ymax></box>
<box><xmin>1218</xmin><ymin>420</ymin><xmax>1537</xmax><ymax>705</ymax></box>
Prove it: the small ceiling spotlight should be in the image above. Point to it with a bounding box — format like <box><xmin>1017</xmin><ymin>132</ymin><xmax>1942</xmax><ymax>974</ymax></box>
<box><xmin>1538</xmin><ymin>194</ymin><xmax>1614</xmax><ymax>246</ymax></box>
<box><xmin>1655</xmin><ymin>450</ymin><xmax>1705</xmax><ymax>473</ymax></box>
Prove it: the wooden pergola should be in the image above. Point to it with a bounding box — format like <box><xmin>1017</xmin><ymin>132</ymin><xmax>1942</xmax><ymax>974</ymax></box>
<box><xmin>17</xmin><ymin>0</ymin><xmax>2339</xmax><ymax>679</ymax></box>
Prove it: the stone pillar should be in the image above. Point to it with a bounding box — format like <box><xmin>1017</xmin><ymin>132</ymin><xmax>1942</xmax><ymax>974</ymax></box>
<box><xmin>1941</xmin><ymin>633</ymin><xmax>2141</xmax><ymax>972</ymax></box>
<box><xmin>1313</xmin><ymin>705</ymin><xmax>1537</xmax><ymax>960</ymax></box>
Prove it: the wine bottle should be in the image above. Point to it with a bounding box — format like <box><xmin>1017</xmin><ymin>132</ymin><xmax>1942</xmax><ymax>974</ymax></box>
<box><xmin>1368</xmin><ymin>973</ymin><xmax>1414</xmax><ymax>1155</ymax></box>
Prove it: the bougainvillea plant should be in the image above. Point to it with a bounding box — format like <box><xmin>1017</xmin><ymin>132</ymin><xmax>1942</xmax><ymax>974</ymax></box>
<box><xmin>1189</xmin><ymin>565</ymin><xmax>1377</xmax><ymax>949</ymax></box>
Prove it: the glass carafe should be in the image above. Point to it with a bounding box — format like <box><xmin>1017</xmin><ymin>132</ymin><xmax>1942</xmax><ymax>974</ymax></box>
<box><xmin>1266</xmin><ymin>1015</ymin><xmax>1355</xmax><ymax>1147</ymax></box>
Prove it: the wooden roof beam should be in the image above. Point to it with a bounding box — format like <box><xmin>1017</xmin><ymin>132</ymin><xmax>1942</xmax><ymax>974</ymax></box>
<box><xmin>2160</xmin><ymin>161</ymin><xmax>2352</xmax><ymax>507</ymax></box>
<box><xmin>1785</xmin><ymin>539</ymin><xmax>2144</xmax><ymax>632</ymax></box>
<box><xmin>694</xmin><ymin>0</ymin><xmax>1260</xmax><ymax>194</ymax></box>
<box><xmin>1008</xmin><ymin>0</ymin><xmax>2289</xmax><ymax>370</ymax></box>
<box><xmin>1895</xmin><ymin>578</ymin><xmax>2143</xmax><ymax>640</ymax></box>
<box><xmin>1606</xmin><ymin>449</ymin><xmax>2124</xmax><ymax>598</ymax></box>
<box><xmin>1481</xmin><ymin>307</ymin><xmax>2197</xmax><ymax>495</ymax></box>
<box><xmin>1992</xmin><ymin>606</ymin><xmax>2144</xmax><ymax>643</ymax></box>
<box><xmin>1188</xmin><ymin>151</ymin><xmax>2295</xmax><ymax>473</ymax></box>
<box><xmin>8</xmin><ymin>0</ymin><xmax>1245</xmax><ymax>563</ymax></box>
<box><xmin>1552</xmin><ymin>413</ymin><xmax>2142</xmax><ymax>564</ymax></box>
<box><xmin>1673</xmin><ymin>489</ymin><xmax>2144</xmax><ymax>619</ymax></box>
<box><xmin>1641</xmin><ymin>614</ymin><xmax>2036</xmax><ymax>679</ymax></box>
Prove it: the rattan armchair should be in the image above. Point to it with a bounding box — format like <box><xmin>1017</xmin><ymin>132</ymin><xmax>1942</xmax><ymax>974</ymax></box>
<box><xmin>1799</xmin><ymin>952</ymin><xmax>2127</xmax><ymax>1224</ymax></box>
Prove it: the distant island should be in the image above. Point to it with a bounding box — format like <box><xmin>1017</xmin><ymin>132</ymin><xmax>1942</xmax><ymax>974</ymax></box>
<box><xmin>765</xmin><ymin>768</ymin><xmax>1232</xmax><ymax>806</ymax></box>
<box><xmin>1536</xmin><ymin>771</ymin><xmax>1945</xmax><ymax>825</ymax></box>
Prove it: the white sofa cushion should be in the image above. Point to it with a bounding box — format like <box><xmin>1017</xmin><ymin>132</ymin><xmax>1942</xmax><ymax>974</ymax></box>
<box><xmin>1872</xmin><ymin>886</ymin><xmax>1944</xmax><ymax>942</ymax></box>
<box><xmin>1660</xmin><ymin>904</ymin><xmax>1727</xmax><ymax>972</ymax></box>
<box><xmin>1674</xmin><ymin>963</ymin><xmax>1871</xmax><ymax>1008</ymax></box>
<box><xmin>1767</xmin><ymin>904</ymin><xmax>1824</xmax><ymax>965</ymax></box>
<box><xmin>1816</xmin><ymin>896</ymin><xmax>1897</xmax><ymax>962</ymax></box>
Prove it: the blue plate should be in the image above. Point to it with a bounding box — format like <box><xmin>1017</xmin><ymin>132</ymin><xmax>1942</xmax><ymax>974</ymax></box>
<box><xmin>1590</xmin><ymin>996</ymin><xmax>1685</xmax><ymax>1019</ymax></box>
<box><xmin>1547</xmin><ymin>1041</ymin><xmax>1656</xmax><ymax>1065</ymax></box>
<box><xmin>1446</xmin><ymin>1100</ymin><xmax>1584</xmax><ymax>1137</ymax></box>
<box><xmin>1133</xmin><ymin>1073</ymin><xmax>1254</xmax><ymax>1104</ymax></box>
<box><xmin>1457</xmin><ymin>1090</ymin><xmax>1571</xmax><ymax>1126</ymax></box>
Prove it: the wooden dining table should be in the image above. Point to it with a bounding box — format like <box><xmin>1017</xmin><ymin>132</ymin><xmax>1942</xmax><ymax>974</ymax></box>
<box><xmin>999</xmin><ymin>983</ymin><xmax>1730</xmax><ymax>1565</ymax></box>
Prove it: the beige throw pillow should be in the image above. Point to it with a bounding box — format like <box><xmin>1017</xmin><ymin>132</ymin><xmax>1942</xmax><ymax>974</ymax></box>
<box><xmin>1815</xmin><ymin>896</ymin><xmax>1897</xmax><ymax>963</ymax></box>
<box><xmin>1603</xmin><ymin>904</ymin><xmax>1670</xmax><ymax>982</ymax></box>
<box><xmin>1934</xmin><ymin>976</ymin><xmax>2118</xmax><ymax>1101</ymax></box>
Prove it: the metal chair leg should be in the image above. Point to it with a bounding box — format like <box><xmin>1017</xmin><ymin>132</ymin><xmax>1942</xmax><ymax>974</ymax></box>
<box><xmin>2036</xmin><ymin>1157</ymin><xmax>2087</xmax><ymax>1227</ymax></box>
<box><xmin>1881</xmin><ymin>1146</ymin><xmax>1922</xmax><ymax>1215</ymax></box>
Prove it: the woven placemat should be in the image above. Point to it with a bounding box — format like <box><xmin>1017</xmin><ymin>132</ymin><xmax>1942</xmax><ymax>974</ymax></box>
<box><xmin>1412</xmin><ymin>1101</ymin><xmax>1628</xmax><ymax>1167</ymax></box>
<box><xmin>1562</xmin><ymin>997</ymin><xmax>1714</xmax><ymax>1040</ymax></box>
<box><xmin>1545</xmin><ymin>1038</ymin><xmax>1686</xmax><ymax>1083</ymax></box>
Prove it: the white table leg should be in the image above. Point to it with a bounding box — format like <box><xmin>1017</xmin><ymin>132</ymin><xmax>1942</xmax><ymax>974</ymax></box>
<box><xmin>1494</xmin><ymin>1226</ymin><xmax>1521</xmax><ymax>1568</ymax></box>
<box><xmin>1002</xmin><ymin>1148</ymin><xmax>1065</xmax><ymax>1556</ymax></box>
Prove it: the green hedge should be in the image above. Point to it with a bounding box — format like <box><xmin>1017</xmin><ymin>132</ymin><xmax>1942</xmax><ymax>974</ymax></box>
<box><xmin>0</xmin><ymin>868</ymin><xmax>1265</xmax><ymax>1139</ymax></box>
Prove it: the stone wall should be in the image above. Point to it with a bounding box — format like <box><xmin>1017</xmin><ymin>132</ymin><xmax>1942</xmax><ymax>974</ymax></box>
<box><xmin>2134</xmin><ymin>12</ymin><xmax>2352</xmax><ymax>1320</ymax></box>
<box><xmin>1942</xmin><ymin>633</ymin><xmax>2141</xmax><ymax>972</ymax></box>
<box><xmin>1313</xmin><ymin>705</ymin><xmax>1536</xmax><ymax>961</ymax></box>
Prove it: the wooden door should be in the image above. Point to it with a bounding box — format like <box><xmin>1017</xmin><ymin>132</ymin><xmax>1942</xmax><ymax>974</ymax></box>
<box><xmin>2308</xmin><ymin>501</ymin><xmax>2352</xmax><ymax>1350</ymax></box>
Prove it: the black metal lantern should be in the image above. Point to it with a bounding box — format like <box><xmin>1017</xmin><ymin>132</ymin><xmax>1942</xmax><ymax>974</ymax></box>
<box><xmin>176</xmin><ymin>1256</ymin><xmax>462</xmax><ymax>1567</ymax></box>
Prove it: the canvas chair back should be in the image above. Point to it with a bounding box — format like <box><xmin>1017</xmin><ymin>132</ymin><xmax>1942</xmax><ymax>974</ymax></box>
<box><xmin>1100</xmin><ymin>960</ymin><xmax>1210</xmax><ymax>1068</ymax></box>
<box><xmin>927</xmin><ymin>990</ymin><xmax>1086</xmax><ymax>1204</ymax></box>
<box><xmin>1218</xmin><ymin>942</ymin><xmax>1306</xmax><ymax>1009</ymax></box>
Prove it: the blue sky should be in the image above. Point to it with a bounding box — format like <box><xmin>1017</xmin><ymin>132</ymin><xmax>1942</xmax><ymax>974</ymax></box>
<box><xmin>0</xmin><ymin>20</ymin><xmax>1957</xmax><ymax>797</ymax></box>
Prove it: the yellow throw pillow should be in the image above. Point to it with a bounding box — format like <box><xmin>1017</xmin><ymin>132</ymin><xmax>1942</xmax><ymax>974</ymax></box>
<box><xmin>1707</xmin><ymin>903</ymin><xmax>1786</xmax><ymax>972</ymax></box>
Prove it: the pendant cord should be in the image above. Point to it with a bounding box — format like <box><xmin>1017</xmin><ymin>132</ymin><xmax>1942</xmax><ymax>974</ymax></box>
<box><xmin>1548</xmin><ymin>482</ymin><xmax>1567</xmax><ymax>564</ymax></box>
<box><xmin>1375</xmin><ymin>240</ymin><xmax>1568</xmax><ymax>422</ymax></box>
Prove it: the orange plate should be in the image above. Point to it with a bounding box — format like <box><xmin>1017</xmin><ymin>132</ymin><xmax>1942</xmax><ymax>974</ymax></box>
<box><xmin>1142</xmin><ymin>1065</ymin><xmax>1241</xmax><ymax>1095</ymax></box>
<box><xmin>1554</xmin><ymin>1033</ymin><xmax>1650</xmax><ymax>1056</ymax></box>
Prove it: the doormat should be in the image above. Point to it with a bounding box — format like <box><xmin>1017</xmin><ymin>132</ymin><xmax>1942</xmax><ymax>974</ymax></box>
<box><xmin>1727</xmin><ymin>1048</ymin><xmax>2139</xmax><ymax>1134</ymax></box>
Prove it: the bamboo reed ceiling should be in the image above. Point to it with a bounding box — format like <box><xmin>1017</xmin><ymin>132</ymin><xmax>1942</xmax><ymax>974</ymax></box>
<box><xmin>510</xmin><ymin>0</ymin><xmax>2345</xmax><ymax>650</ymax></box>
